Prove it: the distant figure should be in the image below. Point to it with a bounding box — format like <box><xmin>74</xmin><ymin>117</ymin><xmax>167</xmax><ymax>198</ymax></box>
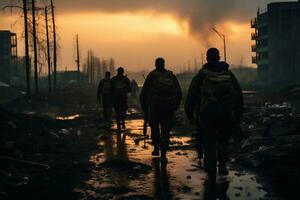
<box><xmin>112</xmin><ymin>67</ymin><xmax>132</xmax><ymax>131</ymax></box>
<box><xmin>131</xmin><ymin>79</ymin><xmax>139</xmax><ymax>98</ymax></box>
<box><xmin>97</xmin><ymin>71</ymin><xmax>113</xmax><ymax>123</ymax></box>
<box><xmin>185</xmin><ymin>48</ymin><xmax>244</xmax><ymax>181</ymax></box>
<box><xmin>140</xmin><ymin>58</ymin><xmax>182</xmax><ymax>162</ymax></box>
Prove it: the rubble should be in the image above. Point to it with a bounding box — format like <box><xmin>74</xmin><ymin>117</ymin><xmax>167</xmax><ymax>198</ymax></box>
<box><xmin>232</xmin><ymin>88</ymin><xmax>300</xmax><ymax>199</ymax></box>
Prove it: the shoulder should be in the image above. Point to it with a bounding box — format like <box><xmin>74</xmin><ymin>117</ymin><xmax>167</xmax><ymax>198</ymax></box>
<box><xmin>146</xmin><ymin>70</ymin><xmax>158</xmax><ymax>79</ymax></box>
<box><xmin>166</xmin><ymin>70</ymin><xmax>175</xmax><ymax>76</ymax></box>
<box><xmin>125</xmin><ymin>76</ymin><xmax>130</xmax><ymax>82</ymax></box>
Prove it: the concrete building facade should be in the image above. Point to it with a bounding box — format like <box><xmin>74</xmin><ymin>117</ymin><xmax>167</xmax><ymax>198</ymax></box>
<box><xmin>251</xmin><ymin>1</ymin><xmax>300</xmax><ymax>86</ymax></box>
<box><xmin>0</xmin><ymin>30</ymin><xmax>18</xmax><ymax>83</ymax></box>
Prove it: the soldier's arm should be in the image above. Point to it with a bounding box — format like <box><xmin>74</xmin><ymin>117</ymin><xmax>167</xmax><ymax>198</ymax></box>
<box><xmin>230</xmin><ymin>73</ymin><xmax>244</xmax><ymax>122</ymax></box>
<box><xmin>140</xmin><ymin>73</ymin><xmax>153</xmax><ymax>112</ymax></box>
<box><xmin>173</xmin><ymin>75</ymin><xmax>183</xmax><ymax>109</ymax></box>
<box><xmin>97</xmin><ymin>80</ymin><xmax>103</xmax><ymax>100</ymax></box>
<box><xmin>184</xmin><ymin>73</ymin><xmax>205</xmax><ymax>122</ymax></box>
<box><xmin>126</xmin><ymin>77</ymin><xmax>132</xmax><ymax>93</ymax></box>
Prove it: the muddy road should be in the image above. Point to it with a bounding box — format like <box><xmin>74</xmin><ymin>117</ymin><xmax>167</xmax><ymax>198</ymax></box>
<box><xmin>1</xmin><ymin>87</ymin><xmax>288</xmax><ymax>200</ymax></box>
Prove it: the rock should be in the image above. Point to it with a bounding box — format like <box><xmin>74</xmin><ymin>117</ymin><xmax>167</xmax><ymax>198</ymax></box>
<box><xmin>235</xmin><ymin>192</ymin><xmax>241</xmax><ymax>197</ymax></box>
<box><xmin>251</xmin><ymin>159</ymin><xmax>261</xmax><ymax>167</ymax></box>
<box><xmin>98</xmin><ymin>135</ymin><xmax>109</xmax><ymax>141</ymax></box>
<box><xmin>241</xmin><ymin>139</ymin><xmax>252</xmax><ymax>149</ymax></box>
<box><xmin>257</xmin><ymin>146</ymin><xmax>269</xmax><ymax>152</ymax></box>
<box><xmin>59</xmin><ymin>128</ymin><xmax>70</xmax><ymax>135</ymax></box>
<box><xmin>8</xmin><ymin>121</ymin><xmax>17</xmax><ymax>129</ymax></box>
<box><xmin>49</xmin><ymin>132</ymin><xmax>60</xmax><ymax>139</ymax></box>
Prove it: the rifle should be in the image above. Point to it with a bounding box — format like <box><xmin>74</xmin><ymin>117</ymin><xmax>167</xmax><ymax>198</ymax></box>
<box><xmin>141</xmin><ymin>74</ymin><xmax>149</xmax><ymax>148</ymax></box>
<box><xmin>142</xmin><ymin>73</ymin><xmax>148</xmax><ymax>137</ymax></box>
<box><xmin>143</xmin><ymin>109</ymin><xmax>148</xmax><ymax>136</ymax></box>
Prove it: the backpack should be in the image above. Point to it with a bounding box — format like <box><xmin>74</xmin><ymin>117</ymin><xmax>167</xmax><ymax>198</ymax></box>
<box><xmin>151</xmin><ymin>71</ymin><xmax>176</xmax><ymax>97</ymax></box>
<box><xmin>113</xmin><ymin>77</ymin><xmax>128</xmax><ymax>95</ymax></box>
<box><xmin>150</xmin><ymin>71</ymin><xmax>178</xmax><ymax>112</ymax></box>
<box><xmin>102</xmin><ymin>79</ymin><xmax>112</xmax><ymax>94</ymax></box>
<box><xmin>200</xmin><ymin>69</ymin><xmax>236</xmax><ymax>116</ymax></box>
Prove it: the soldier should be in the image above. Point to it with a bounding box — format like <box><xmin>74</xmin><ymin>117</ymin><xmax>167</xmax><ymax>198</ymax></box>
<box><xmin>140</xmin><ymin>58</ymin><xmax>182</xmax><ymax>162</ymax></box>
<box><xmin>185</xmin><ymin>48</ymin><xmax>244</xmax><ymax>181</ymax></box>
<box><xmin>111</xmin><ymin>67</ymin><xmax>131</xmax><ymax>131</ymax></box>
<box><xmin>97</xmin><ymin>71</ymin><xmax>113</xmax><ymax>123</ymax></box>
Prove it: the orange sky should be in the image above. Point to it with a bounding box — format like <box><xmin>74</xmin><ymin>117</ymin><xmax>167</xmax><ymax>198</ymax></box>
<box><xmin>1</xmin><ymin>11</ymin><xmax>254</xmax><ymax>72</ymax></box>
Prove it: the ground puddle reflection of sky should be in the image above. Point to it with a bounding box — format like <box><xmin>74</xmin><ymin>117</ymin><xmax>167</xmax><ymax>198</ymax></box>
<box><xmin>75</xmin><ymin>119</ymin><xmax>273</xmax><ymax>200</ymax></box>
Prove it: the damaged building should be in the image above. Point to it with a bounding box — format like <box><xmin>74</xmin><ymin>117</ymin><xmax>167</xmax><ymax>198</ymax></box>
<box><xmin>0</xmin><ymin>30</ymin><xmax>17</xmax><ymax>84</ymax></box>
<box><xmin>251</xmin><ymin>1</ymin><xmax>300</xmax><ymax>86</ymax></box>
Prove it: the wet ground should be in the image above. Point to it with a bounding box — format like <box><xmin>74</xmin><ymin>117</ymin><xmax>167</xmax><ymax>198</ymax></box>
<box><xmin>73</xmin><ymin>113</ymin><xmax>278</xmax><ymax>200</ymax></box>
<box><xmin>3</xmin><ymin>86</ymin><xmax>297</xmax><ymax>199</ymax></box>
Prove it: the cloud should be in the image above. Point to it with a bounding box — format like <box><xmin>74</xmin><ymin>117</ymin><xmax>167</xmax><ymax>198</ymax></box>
<box><xmin>1</xmin><ymin>0</ymin><xmax>293</xmax><ymax>46</ymax></box>
<box><xmin>54</xmin><ymin>0</ymin><xmax>293</xmax><ymax>46</ymax></box>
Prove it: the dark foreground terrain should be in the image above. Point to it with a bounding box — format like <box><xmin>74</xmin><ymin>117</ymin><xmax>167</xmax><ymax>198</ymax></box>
<box><xmin>1</xmin><ymin>85</ymin><xmax>300</xmax><ymax>200</ymax></box>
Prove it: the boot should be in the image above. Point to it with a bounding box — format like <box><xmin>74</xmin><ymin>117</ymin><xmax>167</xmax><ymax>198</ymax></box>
<box><xmin>152</xmin><ymin>146</ymin><xmax>160</xmax><ymax>156</ymax></box>
<box><xmin>121</xmin><ymin>121</ymin><xmax>126</xmax><ymax>129</ymax></box>
<box><xmin>160</xmin><ymin>151</ymin><xmax>168</xmax><ymax>163</ymax></box>
<box><xmin>207</xmin><ymin>169</ymin><xmax>216</xmax><ymax>182</ymax></box>
<box><xmin>117</xmin><ymin>121</ymin><xmax>121</xmax><ymax>131</ymax></box>
<box><xmin>218</xmin><ymin>162</ymin><xmax>229</xmax><ymax>176</ymax></box>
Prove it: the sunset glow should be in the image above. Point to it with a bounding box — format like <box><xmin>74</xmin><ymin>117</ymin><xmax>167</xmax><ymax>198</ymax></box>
<box><xmin>0</xmin><ymin>11</ymin><xmax>254</xmax><ymax>72</ymax></box>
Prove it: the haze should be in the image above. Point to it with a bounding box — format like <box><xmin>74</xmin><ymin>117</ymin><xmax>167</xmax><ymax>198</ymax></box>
<box><xmin>0</xmin><ymin>0</ymin><xmax>293</xmax><ymax>72</ymax></box>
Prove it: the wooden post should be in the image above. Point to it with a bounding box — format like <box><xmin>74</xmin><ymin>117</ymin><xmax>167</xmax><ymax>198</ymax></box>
<box><xmin>22</xmin><ymin>0</ymin><xmax>30</xmax><ymax>96</ymax></box>
<box><xmin>76</xmin><ymin>34</ymin><xmax>80</xmax><ymax>84</ymax></box>
<box><xmin>32</xmin><ymin>0</ymin><xmax>38</xmax><ymax>94</ymax></box>
<box><xmin>50</xmin><ymin>0</ymin><xmax>57</xmax><ymax>89</ymax></box>
<box><xmin>45</xmin><ymin>7</ymin><xmax>51</xmax><ymax>92</ymax></box>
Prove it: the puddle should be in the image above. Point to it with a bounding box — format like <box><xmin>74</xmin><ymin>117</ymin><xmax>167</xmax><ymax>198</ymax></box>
<box><xmin>75</xmin><ymin>119</ymin><xmax>277</xmax><ymax>200</ymax></box>
<box><xmin>56</xmin><ymin>114</ymin><xmax>80</xmax><ymax>121</ymax></box>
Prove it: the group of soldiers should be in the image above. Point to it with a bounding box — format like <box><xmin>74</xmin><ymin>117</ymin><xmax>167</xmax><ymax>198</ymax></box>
<box><xmin>97</xmin><ymin>48</ymin><xmax>243</xmax><ymax>181</ymax></box>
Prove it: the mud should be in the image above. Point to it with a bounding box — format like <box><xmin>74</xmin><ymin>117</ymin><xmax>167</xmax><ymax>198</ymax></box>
<box><xmin>1</xmin><ymin>85</ymin><xmax>297</xmax><ymax>199</ymax></box>
<box><xmin>75</xmin><ymin>118</ymin><xmax>277</xmax><ymax>200</ymax></box>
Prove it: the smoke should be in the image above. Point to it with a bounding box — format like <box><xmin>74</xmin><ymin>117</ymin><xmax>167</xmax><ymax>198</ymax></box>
<box><xmin>56</xmin><ymin>0</ymin><xmax>241</xmax><ymax>45</ymax></box>
<box><xmin>2</xmin><ymin>0</ymin><xmax>289</xmax><ymax>46</ymax></box>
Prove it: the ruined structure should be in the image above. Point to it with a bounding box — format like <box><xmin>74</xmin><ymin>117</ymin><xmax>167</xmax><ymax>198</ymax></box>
<box><xmin>251</xmin><ymin>1</ymin><xmax>300</xmax><ymax>86</ymax></box>
<box><xmin>0</xmin><ymin>31</ymin><xmax>17</xmax><ymax>84</ymax></box>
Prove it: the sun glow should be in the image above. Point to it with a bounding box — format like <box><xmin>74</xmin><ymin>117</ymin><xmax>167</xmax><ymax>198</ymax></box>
<box><xmin>59</xmin><ymin>12</ymin><xmax>183</xmax><ymax>39</ymax></box>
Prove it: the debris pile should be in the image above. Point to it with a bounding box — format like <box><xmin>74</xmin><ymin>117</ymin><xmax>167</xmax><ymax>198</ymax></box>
<box><xmin>232</xmin><ymin>90</ymin><xmax>300</xmax><ymax>199</ymax></box>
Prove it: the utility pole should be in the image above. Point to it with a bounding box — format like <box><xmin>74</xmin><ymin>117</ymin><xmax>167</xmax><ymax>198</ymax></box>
<box><xmin>50</xmin><ymin>0</ymin><xmax>57</xmax><ymax>89</ymax></box>
<box><xmin>32</xmin><ymin>0</ymin><xmax>38</xmax><ymax>94</ymax></box>
<box><xmin>75</xmin><ymin>34</ymin><xmax>80</xmax><ymax>84</ymax></box>
<box><xmin>22</xmin><ymin>0</ymin><xmax>30</xmax><ymax>96</ymax></box>
<box><xmin>212</xmin><ymin>28</ymin><xmax>227</xmax><ymax>62</ymax></box>
<box><xmin>87</xmin><ymin>50</ymin><xmax>90</xmax><ymax>83</ymax></box>
<box><xmin>45</xmin><ymin>7</ymin><xmax>51</xmax><ymax>92</ymax></box>
<box><xmin>90</xmin><ymin>51</ymin><xmax>94</xmax><ymax>84</ymax></box>
<box><xmin>194</xmin><ymin>58</ymin><xmax>198</xmax><ymax>72</ymax></box>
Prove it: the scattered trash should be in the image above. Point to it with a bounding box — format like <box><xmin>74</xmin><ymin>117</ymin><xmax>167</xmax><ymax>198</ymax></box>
<box><xmin>59</xmin><ymin>128</ymin><xmax>70</xmax><ymax>135</ymax></box>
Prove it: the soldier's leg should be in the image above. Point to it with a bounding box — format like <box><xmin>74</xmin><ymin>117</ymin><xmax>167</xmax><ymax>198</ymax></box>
<box><xmin>202</xmin><ymin>120</ymin><xmax>217</xmax><ymax>179</ymax></box>
<box><xmin>121</xmin><ymin>97</ymin><xmax>128</xmax><ymax>129</ymax></box>
<box><xmin>160</xmin><ymin>118</ymin><xmax>172</xmax><ymax>160</ymax></box>
<box><xmin>115</xmin><ymin>112</ymin><xmax>121</xmax><ymax>131</ymax></box>
<box><xmin>196</xmin><ymin>123</ymin><xmax>204</xmax><ymax>159</ymax></box>
<box><xmin>217</xmin><ymin>120</ymin><xmax>232</xmax><ymax>175</ymax></box>
<box><xmin>102</xmin><ymin>96</ymin><xmax>108</xmax><ymax>121</ymax></box>
<box><xmin>150</xmin><ymin>123</ymin><xmax>160</xmax><ymax>156</ymax></box>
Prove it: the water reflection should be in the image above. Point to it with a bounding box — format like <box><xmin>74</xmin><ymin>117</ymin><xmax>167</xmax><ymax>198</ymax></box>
<box><xmin>203</xmin><ymin>180</ymin><xmax>230</xmax><ymax>200</ymax></box>
<box><xmin>78</xmin><ymin>118</ymin><xmax>271</xmax><ymax>199</ymax></box>
<box><xmin>102</xmin><ymin>132</ymin><xmax>128</xmax><ymax>162</ymax></box>
<box><xmin>153</xmin><ymin>158</ymin><xmax>173</xmax><ymax>200</ymax></box>
<box><xmin>56</xmin><ymin>114</ymin><xmax>80</xmax><ymax>120</ymax></box>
